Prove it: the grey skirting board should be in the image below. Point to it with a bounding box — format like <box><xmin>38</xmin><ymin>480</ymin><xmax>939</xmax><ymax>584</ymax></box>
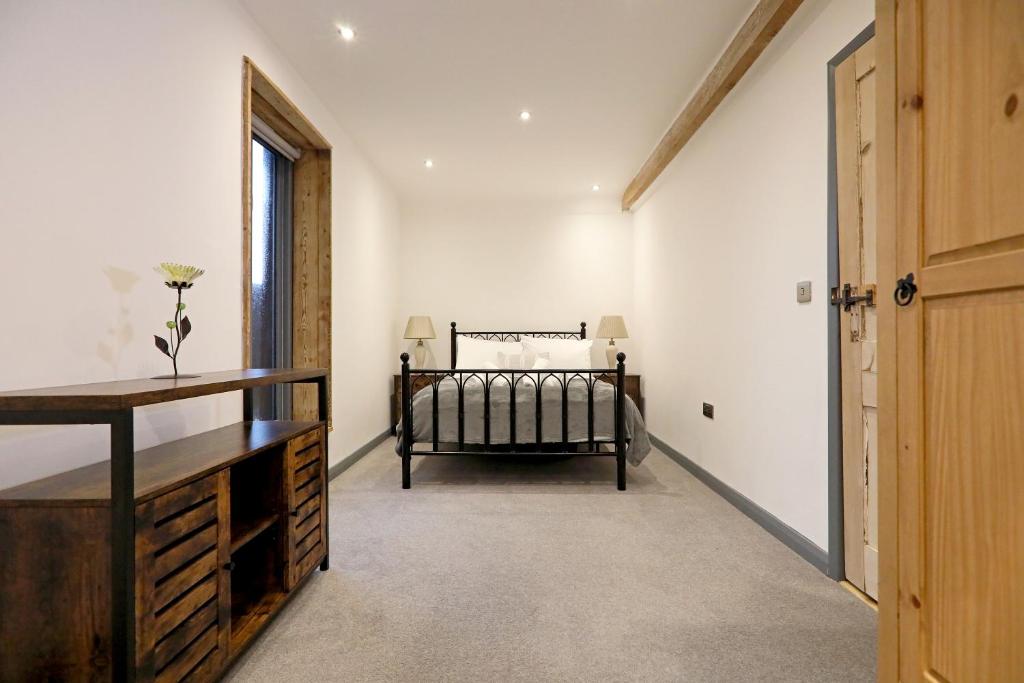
<box><xmin>650</xmin><ymin>434</ymin><xmax>830</xmax><ymax>575</ymax></box>
<box><xmin>327</xmin><ymin>429</ymin><xmax>391</xmax><ymax>482</ymax></box>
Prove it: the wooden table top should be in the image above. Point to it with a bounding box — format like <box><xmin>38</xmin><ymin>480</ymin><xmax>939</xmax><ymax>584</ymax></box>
<box><xmin>0</xmin><ymin>368</ymin><xmax>327</xmax><ymax>412</ymax></box>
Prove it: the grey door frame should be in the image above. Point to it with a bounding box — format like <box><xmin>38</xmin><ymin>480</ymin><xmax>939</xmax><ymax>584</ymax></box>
<box><xmin>826</xmin><ymin>21</ymin><xmax>875</xmax><ymax>581</ymax></box>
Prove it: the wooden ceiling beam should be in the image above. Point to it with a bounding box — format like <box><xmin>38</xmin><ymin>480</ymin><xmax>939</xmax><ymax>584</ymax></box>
<box><xmin>621</xmin><ymin>0</ymin><xmax>805</xmax><ymax>211</ymax></box>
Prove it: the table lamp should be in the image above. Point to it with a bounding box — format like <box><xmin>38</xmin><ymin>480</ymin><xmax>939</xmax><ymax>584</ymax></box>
<box><xmin>596</xmin><ymin>315</ymin><xmax>628</xmax><ymax>368</ymax></box>
<box><xmin>403</xmin><ymin>315</ymin><xmax>436</xmax><ymax>368</ymax></box>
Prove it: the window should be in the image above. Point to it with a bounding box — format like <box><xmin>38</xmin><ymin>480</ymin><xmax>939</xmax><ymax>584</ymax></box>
<box><xmin>243</xmin><ymin>57</ymin><xmax>332</xmax><ymax>425</ymax></box>
<box><xmin>250</xmin><ymin>135</ymin><xmax>293</xmax><ymax>419</ymax></box>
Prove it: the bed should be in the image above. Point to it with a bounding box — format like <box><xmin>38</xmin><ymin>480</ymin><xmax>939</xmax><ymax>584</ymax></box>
<box><xmin>396</xmin><ymin>322</ymin><xmax>650</xmax><ymax>490</ymax></box>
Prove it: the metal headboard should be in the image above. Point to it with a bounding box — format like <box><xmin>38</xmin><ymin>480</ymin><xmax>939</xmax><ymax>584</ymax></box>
<box><xmin>449</xmin><ymin>321</ymin><xmax>587</xmax><ymax>369</ymax></box>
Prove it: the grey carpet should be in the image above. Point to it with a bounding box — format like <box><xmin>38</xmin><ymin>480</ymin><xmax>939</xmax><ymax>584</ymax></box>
<box><xmin>224</xmin><ymin>440</ymin><xmax>877</xmax><ymax>682</ymax></box>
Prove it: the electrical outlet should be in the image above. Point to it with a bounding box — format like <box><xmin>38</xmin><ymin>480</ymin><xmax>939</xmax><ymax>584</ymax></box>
<box><xmin>703</xmin><ymin>402</ymin><xmax>714</xmax><ymax>419</ymax></box>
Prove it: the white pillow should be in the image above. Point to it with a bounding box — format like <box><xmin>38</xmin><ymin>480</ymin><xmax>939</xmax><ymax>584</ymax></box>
<box><xmin>521</xmin><ymin>336</ymin><xmax>593</xmax><ymax>369</ymax></box>
<box><xmin>531</xmin><ymin>356</ymin><xmax>550</xmax><ymax>370</ymax></box>
<box><xmin>455</xmin><ymin>337</ymin><xmax>523</xmax><ymax>369</ymax></box>
<box><xmin>496</xmin><ymin>351</ymin><xmax>525</xmax><ymax>370</ymax></box>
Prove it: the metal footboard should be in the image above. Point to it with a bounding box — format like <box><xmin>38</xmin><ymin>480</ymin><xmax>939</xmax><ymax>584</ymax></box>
<box><xmin>399</xmin><ymin>351</ymin><xmax>629</xmax><ymax>490</ymax></box>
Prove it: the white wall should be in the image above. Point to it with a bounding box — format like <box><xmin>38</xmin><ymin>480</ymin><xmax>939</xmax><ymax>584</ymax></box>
<box><xmin>631</xmin><ymin>0</ymin><xmax>873</xmax><ymax>550</ymax></box>
<box><xmin>398</xmin><ymin>199</ymin><xmax>635</xmax><ymax>371</ymax></box>
<box><xmin>0</xmin><ymin>0</ymin><xmax>400</xmax><ymax>487</ymax></box>
<box><xmin>0</xmin><ymin>0</ymin><xmax>874</xmax><ymax>552</ymax></box>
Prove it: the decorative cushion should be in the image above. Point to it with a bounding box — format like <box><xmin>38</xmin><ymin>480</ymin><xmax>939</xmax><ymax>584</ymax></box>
<box><xmin>497</xmin><ymin>352</ymin><xmax>524</xmax><ymax>370</ymax></box>
<box><xmin>521</xmin><ymin>336</ymin><xmax>593</xmax><ymax>369</ymax></box>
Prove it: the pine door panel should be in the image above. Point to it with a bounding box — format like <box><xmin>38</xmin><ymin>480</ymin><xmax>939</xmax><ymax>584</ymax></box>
<box><xmin>836</xmin><ymin>36</ymin><xmax>879</xmax><ymax>598</ymax></box>
<box><xmin>923</xmin><ymin>291</ymin><xmax>1024</xmax><ymax>681</ymax></box>
<box><xmin>921</xmin><ymin>0</ymin><xmax>1024</xmax><ymax>261</ymax></box>
<box><xmin>891</xmin><ymin>0</ymin><xmax>1024</xmax><ymax>679</ymax></box>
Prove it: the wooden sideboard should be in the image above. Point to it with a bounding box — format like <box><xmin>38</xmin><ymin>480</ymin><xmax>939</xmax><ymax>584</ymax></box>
<box><xmin>391</xmin><ymin>372</ymin><xmax>643</xmax><ymax>433</ymax></box>
<box><xmin>0</xmin><ymin>369</ymin><xmax>329</xmax><ymax>682</ymax></box>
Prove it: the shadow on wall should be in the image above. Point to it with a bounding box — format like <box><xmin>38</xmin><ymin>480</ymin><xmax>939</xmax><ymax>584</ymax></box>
<box><xmin>95</xmin><ymin>266</ymin><xmax>139</xmax><ymax>374</ymax></box>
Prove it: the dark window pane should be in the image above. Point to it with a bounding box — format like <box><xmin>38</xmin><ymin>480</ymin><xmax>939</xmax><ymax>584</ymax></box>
<box><xmin>250</xmin><ymin>137</ymin><xmax>292</xmax><ymax>420</ymax></box>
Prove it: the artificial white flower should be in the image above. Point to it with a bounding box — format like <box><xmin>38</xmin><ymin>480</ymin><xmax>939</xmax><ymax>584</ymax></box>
<box><xmin>154</xmin><ymin>263</ymin><xmax>205</xmax><ymax>287</ymax></box>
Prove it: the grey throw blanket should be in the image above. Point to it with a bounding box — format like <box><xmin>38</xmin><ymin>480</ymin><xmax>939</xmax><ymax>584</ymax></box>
<box><xmin>396</xmin><ymin>376</ymin><xmax>651</xmax><ymax>465</ymax></box>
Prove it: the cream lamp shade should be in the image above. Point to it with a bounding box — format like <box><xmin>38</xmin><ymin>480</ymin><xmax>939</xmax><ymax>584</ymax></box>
<box><xmin>403</xmin><ymin>315</ymin><xmax>436</xmax><ymax>340</ymax></box>
<box><xmin>596</xmin><ymin>315</ymin><xmax>628</xmax><ymax>369</ymax></box>
<box><xmin>403</xmin><ymin>316</ymin><xmax>436</xmax><ymax>368</ymax></box>
<box><xmin>596</xmin><ymin>315</ymin><xmax>628</xmax><ymax>340</ymax></box>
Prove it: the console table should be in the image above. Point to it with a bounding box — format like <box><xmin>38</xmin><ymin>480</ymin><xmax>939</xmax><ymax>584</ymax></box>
<box><xmin>0</xmin><ymin>369</ymin><xmax>328</xmax><ymax>682</ymax></box>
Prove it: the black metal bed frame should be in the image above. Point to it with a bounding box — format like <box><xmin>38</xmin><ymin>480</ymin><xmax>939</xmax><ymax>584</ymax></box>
<box><xmin>400</xmin><ymin>322</ymin><xmax>628</xmax><ymax>490</ymax></box>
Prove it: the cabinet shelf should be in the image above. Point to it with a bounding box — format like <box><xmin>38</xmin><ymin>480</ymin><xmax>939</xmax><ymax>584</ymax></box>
<box><xmin>230</xmin><ymin>590</ymin><xmax>287</xmax><ymax>650</ymax></box>
<box><xmin>230</xmin><ymin>512</ymin><xmax>280</xmax><ymax>554</ymax></box>
<box><xmin>0</xmin><ymin>420</ymin><xmax>321</xmax><ymax>505</ymax></box>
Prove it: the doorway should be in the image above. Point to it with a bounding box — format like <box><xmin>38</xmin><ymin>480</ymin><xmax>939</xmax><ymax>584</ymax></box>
<box><xmin>827</xmin><ymin>24</ymin><xmax>877</xmax><ymax>598</ymax></box>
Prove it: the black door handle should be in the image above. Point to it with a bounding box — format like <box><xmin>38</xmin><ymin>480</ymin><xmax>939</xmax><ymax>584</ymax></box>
<box><xmin>894</xmin><ymin>273</ymin><xmax>917</xmax><ymax>306</ymax></box>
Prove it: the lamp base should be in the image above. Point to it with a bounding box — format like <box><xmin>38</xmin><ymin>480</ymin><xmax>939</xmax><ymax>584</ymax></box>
<box><xmin>605</xmin><ymin>341</ymin><xmax>618</xmax><ymax>369</ymax></box>
<box><xmin>414</xmin><ymin>340</ymin><xmax>427</xmax><ymax>369</ymax></box>
<box><xmin>151</xmin><ymin>374</ymin><xmax>202</xmax><ymax>380</ymax></box>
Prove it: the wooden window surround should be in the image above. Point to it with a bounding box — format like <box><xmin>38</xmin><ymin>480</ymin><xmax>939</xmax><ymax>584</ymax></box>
<box><xmin>241</xmin><ymin>57</ymin><xmax>332</xmax><ymax>424</ymax></box>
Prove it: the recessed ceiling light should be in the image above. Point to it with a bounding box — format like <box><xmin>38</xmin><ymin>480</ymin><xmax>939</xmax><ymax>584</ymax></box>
<box><xmin>337</xmin><ymin>25</ymin><xmax>356</xmax><ymax>41</ymax></box>
<box><xmin>424</xmin><ymin>159</ymin><xmax>434</xmax><ymax>169</ymax></box>
<box><xmin>519</xmin><ymin>110</ymin><xmax>532</xmax><ymax>122</ymax></box>
<box><xmin>592</xmin><ymin>184</ymin><xmax>601</xmax><ymax>192</ymax></box>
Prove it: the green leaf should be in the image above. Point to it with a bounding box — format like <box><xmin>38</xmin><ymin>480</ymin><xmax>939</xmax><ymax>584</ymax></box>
<box><xmin>177</xmin><ymin>303</ymin><xmax>186</xmax><ymax>311</ymax></box>
<box><xmin>166</xmin><ymin>321</ymin><xmax>176</xmax><ymax>329</ymax></box>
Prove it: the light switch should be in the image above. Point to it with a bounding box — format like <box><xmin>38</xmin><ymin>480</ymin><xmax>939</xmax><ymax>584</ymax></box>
<box><xmin>797</xmin><ymin>281</ymin><xmax>812</xmax><ymax>303</ymax></box>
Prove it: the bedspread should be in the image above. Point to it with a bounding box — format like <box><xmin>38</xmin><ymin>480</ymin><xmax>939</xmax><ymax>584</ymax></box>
<box><xmin>395</xmin><ymin>376</ymin><xmax>651</xmax><ymax>465</ymax></box>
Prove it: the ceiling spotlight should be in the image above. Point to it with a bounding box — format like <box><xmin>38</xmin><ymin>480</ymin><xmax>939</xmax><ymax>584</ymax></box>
<box><xmin>519</xmin><ymin>110</ymin><xmax>532</xmax><ymax>122</ymax></box>
<box><xmin>424</xmin><ymin>159</ymin><xmax>434</xmax><ymax>169</ymax></box>
<box><xmin>592</xmin><ymin>184</ymin><xmax>601</xmax><ymax>192</ymax></box>
<box><xmin>337</xmin><ymin>25</ymin><xmax>356</xmax><ymax>41</ymax></box>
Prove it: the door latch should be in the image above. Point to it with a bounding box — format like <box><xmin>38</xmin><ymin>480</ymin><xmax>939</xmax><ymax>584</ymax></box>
<box><xmin>830</xmin><ymin>283</ymin><xmax>876</xmax><ymax>312</ymax></box>
<box><xmin>894</xmin><ymin>273</ymin><xmax>917</xmax><ymax>306</ymax></box>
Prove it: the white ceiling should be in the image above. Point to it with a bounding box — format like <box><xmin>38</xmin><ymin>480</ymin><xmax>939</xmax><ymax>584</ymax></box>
<box><xmin>240</xmin><ymin>0</ymin><xmax>756</xmax><ymax>203</ymax></box>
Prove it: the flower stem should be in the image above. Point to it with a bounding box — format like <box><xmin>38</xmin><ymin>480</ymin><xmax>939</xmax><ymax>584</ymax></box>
<box><xmin>172</xmin><ymin>287</ymin><xmax>182</xmax><ymax>376</ymax></box>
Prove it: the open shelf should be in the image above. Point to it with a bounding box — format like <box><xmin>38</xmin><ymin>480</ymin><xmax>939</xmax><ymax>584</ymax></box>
<box><xmin>0</xmin><ymin>420</ymin><xmax>320</xmax><ymax>504</ymax></box>
<box><xmin>230</xmin><ymin>513</ymin><xmax>279</xmax><ymax>554</ymax></box>
<box><xmin>229</xmin><ymin>442</ymin><xmax>284</xmax><ymax>549</ymax></box>
<box><xmin>230</xmin><ymin>524</ymin><xmax>284</xmax><ymax>643</ymax></box>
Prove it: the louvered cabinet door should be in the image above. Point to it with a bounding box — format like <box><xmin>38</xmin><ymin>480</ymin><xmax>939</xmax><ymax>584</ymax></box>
<box><xmin>284</xmin><ymin>428</ymin><xmax>327</xmax><ymax>589</ymax></box>
<box><xmin>135</xmin><ymin>471</ymin><xmax>230</xmax><ymax>682</ymax></box>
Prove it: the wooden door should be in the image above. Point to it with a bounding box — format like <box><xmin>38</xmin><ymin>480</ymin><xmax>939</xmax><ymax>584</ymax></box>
<box><xmin>835</xmin><ymin>36</ymin><xmax>879</xmax><ymax>600</ymax></box>
<box><xmin>882</xmin><ymin>0</ymin><xmax>1024</xmax><ymax>679</ymax></box>
<box><xmin>284</xmin><ymin>427</ymin><xmax>327</xmax><ymax>589</ymax></box>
